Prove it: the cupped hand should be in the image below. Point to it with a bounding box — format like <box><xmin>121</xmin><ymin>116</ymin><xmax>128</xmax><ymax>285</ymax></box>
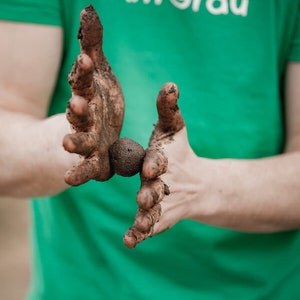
<box><xmin>63</xmin><ymin>6</ymin><xmax>124</xmax><ymax>185</ymax></box>
<box><xmin>124</xmin><ymin>82</ymin><xmax>197</xmax><ymax>248</ymax></box>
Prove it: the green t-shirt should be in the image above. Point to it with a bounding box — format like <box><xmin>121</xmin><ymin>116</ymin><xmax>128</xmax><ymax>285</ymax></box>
<box><xmin>1</xmin><ymin>0</ymin><xmax>300</xmax><ymax>299</ymax></box>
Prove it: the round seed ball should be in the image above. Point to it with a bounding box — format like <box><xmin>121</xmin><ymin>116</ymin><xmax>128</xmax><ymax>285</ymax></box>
<box><xmin>109</xmin><ymin>138</ymin><xmax>145</xmax><ymax>177</ymax></box>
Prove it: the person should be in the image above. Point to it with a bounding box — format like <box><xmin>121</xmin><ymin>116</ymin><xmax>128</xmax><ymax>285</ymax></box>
<box><xmin>1</xmin><ymin>0</ymin><xmax>300</xmax><ymax>299</ymax></box>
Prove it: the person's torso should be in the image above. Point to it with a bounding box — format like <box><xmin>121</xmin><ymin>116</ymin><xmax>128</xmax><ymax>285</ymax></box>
<box><xmin>29</xmin><ymin>1</ymin><xmax>300</xmax><ymax>299</ymax></box>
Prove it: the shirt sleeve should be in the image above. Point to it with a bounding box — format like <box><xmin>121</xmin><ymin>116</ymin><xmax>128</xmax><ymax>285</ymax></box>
<box><xmin>288</xmin><ymin>3</ymin><xmax>300</xmax><ymax>61</ymax></box>
<box><xmin>0</xmin><ymin>0</ymin><xmax>62</xmax><ymax>26</ymax></box>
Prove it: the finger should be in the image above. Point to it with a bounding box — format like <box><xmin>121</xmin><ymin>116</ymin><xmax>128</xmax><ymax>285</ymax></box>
<box><xmin>64</xmin><ymin>157</ymin><xmax>100</xmax><ymax>186</ymax></box>
<box><xmin>78</xmin><ymin>5</ymin><xmax>104</xmax><ymax>66</ymax></box>
<box><xmin>123</xmin><ymin>227</ymin><xmax>149</xmax><ymax>249</ymax></box>
<box><xmin>68</xmin><ymin>53</ymin><xmax>95</xmax><ymax>99</ymax></box>
<box><xmin>63</xmin><ymin>132</ymin><xmax>97</xmax><ymax>156</ymax></box>
<box><xmin>137</xmin><ymin>178</ymin><xmax>170</xmax><ymax>210</ymax></box>
<box><xmin>133</xmin><ymin>204</ymin><xmax>162</xmax><ymax>233</ymax></box>
<box><xmin>123</xmin><ymin>204</ymin><xmax>162</xmax><ymax>248</ymax></box>
<box><xmin>66</xmin><ymin>96</ymin><xmax>92</xmax><ymax>130</ymax></box>
<box><xmin>141</xmin><ymin>147</ymin><xmax>168</xmax><ymax>179</ymax></box>
<box><xmin>156</xmin><ymin>82</ymin><xmax>185</xmax><ymax>134</ymax></box>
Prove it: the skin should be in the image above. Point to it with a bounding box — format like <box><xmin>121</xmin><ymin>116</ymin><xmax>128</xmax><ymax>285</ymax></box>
<box><xmin>1</xmin><ymin>6</ymin><xmax>300</xmax><ymax>250</ymax></box>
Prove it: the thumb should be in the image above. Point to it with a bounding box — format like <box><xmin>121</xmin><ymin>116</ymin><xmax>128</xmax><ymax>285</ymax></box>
<box><xmin>156</xmin><ymin>82</ymin><xmax>185</xmax><ymax>135</ymax></box>
<box><xmin>142</xmin><ymin>83</ymin><xmax>185</xmax><ymax>179</ymax></box>
<box><xmin>78</xmin><ymin>5</ymin><xmax>104</xmax><ymax>67</ymax></box>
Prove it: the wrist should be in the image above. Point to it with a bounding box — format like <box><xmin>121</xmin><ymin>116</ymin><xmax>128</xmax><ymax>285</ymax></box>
<box><xmin>185</xmin><ymin>156</ymin><xmax>223</xmax><ymax>223</ymax></box>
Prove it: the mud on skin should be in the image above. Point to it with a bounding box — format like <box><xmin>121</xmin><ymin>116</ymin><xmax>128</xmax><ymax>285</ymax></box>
<box><xmin>63</xmin><ymin>5</ymin><xmax>145</xmax><ymax>185</ymax></box>
<box><xmin>123</xmin><ymin>82</ymin><xmax>185</xmax><ymax>248</ymax></box>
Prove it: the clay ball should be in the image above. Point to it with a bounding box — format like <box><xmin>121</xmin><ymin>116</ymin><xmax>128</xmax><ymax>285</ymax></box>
<box><xmin>109</xmin><ymin>137</ymin><xmax>145</xmax><ymax>177</ymax></box>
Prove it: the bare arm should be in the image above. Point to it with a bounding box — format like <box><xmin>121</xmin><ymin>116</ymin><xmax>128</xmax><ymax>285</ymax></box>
<box><xmin>124</xmin><ymin>63</ymin><xmax>300</xmax><ymax>247</ymax></box>
<box><xmin>199</xmin><ymin>62</ymin><xmax>300</xmax><ymax>232</ymax></box>
<box><xmin>0</xmin><ymin>22</ymin><xmax>78</xmax><ymax>197</ymax></box>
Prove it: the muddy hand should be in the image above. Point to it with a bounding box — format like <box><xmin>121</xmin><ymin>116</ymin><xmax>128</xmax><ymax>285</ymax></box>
<box><xmin>63</xmin><ymin>6</ymin><xmax>124</xmax><ymax>186</ymax></box>
<box><xmin>124</xmin><ymin>82</ymin><xmax>185</xmax><ymax>248</ymax></box>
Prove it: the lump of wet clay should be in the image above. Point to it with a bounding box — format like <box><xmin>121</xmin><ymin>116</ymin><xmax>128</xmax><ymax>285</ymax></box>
<box><xmin>109</xmin><ymin>138</ymin><xmax>145</xmax><ymax>177</ymax></box>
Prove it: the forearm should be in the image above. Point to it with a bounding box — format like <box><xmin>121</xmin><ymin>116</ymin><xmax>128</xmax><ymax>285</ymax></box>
<box><xmin>0</xmin><ymin>110</ymin><xmax>79</xmax><ymax>198</ymax></box>
<box><xmin>187</xmin><ymin>152</ymin><xmax>300</xmax><ymax>232</ymax></box>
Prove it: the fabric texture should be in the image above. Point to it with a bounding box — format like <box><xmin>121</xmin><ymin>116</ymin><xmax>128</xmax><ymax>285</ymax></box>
<box><xmin>1</xmin><ymin>0</ymin><xmax>300</xmax><ymax>299</ymax></box>
<box><xmin>0</xmin><ymin>0</ymin><xmax>62</xmax><ymax>25</ymax></box>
